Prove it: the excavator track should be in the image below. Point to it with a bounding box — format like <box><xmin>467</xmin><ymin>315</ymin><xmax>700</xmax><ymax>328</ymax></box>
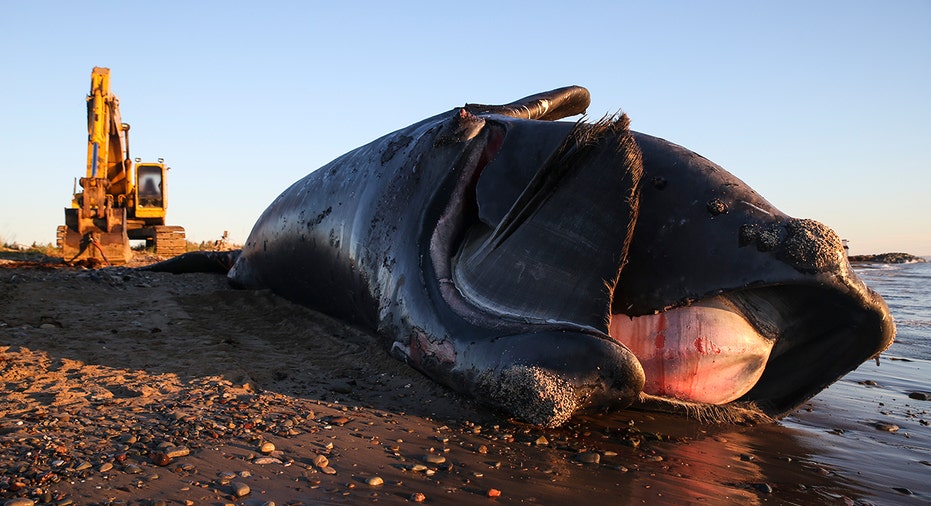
<box><xmin>55</xmin><ymin>226</ymin><xmax>67</xmax><ymax>249</ymax></box>
<box><xmin>153</xmin><ymin>226</ymin><xmax>186</xmax><ymax>257</ymax></box>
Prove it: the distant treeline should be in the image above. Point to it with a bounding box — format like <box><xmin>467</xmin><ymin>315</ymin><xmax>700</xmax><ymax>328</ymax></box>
<box><xmin>848</xmin><ymin>252</ymin><xmax>927</xmax><ymax>264</ymax></box>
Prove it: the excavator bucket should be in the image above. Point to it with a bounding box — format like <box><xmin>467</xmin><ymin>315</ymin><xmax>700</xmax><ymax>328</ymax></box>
<box><xmin>60</xmin><ymin>207</ymin><xmax>132</xmax><ymax>265</ymax></box>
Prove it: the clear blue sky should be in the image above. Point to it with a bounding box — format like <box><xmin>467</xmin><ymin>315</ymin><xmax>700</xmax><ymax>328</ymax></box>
<box><xmin>2</xmin><ymin>1</ymin><xmax>929</xmax><ymax>255</ymax></box>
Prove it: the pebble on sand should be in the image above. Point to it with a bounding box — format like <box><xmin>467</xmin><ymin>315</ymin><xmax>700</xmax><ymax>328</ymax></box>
<box><xmin>4</xmin><ymin>499</ymin><xmax>36</xmax><ymax>506</ymax></box>
<box><xmin>423</xmin><ymin>454</ymin><xmax>446</xmax><ymax>464</ymax></box>
<box><xmin>231</xmin><ymin>481</ymin><xmax>251</xmax><ymax>497</ymax></box>
<box><xmin>366</xmin><ymin>476</ymin><xmax>384</xmax><ymax>486</ymax></box>
<box><xmin>151</xmin><ymin>452</ymin><xmax>171</xmax><ymax>466</ymax></box>
<box><xmin>410</xmin><ymin>492</ymin><xmax>426</xmax><ymax>502</ymax></box>
<box><xmin>260</xmin><ymin>441</ymin><xmax>276</xmax><ymax>453</ymax></box>
<box><xmin>575</xmin><ymin>452</ymin><xmax>601</xmax><ymax>464</ymax></box>
<box><xmin>165</xmin><ymin>446</ymin><xmax>191</xmax><ymax>458</ymax></box>
<box><xmin>874</xmin><ymin>422</ymin><xmax>900</xmax><ymax>432</ymax></box>
<box><xmin>312</xmin><ymin>454</ymin><xmax>329</xmax><ymax>469</ymax></box>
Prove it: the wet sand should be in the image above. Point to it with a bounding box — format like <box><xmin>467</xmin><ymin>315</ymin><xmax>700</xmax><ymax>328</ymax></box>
<box><xmin>1</xmin><ymin>259</ymin><xmax>928</xmax><ymax>505</ymax></box>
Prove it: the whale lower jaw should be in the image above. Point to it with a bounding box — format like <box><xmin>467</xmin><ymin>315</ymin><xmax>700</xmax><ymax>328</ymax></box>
<box><xmin>610</xmin><ymin>296</ymin><xmax>774</xmax><ymax>405</ymax></box>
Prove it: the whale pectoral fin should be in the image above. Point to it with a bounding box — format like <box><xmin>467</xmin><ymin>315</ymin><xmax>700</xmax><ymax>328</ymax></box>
<box><xmin>462</xmin><ymin>330</ymin><xmax>645</xmax><ymax>427</ymax></box>
<box><xmin>454</xmin><ymin>114</ymin><xmax>642</xmax><ymax>329</ymax></box>
<box><xmin>465</xmin><ymin>85</ymin><xmax>591</xmax><ymax>121</ymax></box>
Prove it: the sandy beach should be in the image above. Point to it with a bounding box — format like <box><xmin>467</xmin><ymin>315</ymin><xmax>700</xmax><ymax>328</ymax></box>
<box><xmin>1</xmin><ymin>256</ymin><xmax>928</xmax><ymax>505</ymax></box>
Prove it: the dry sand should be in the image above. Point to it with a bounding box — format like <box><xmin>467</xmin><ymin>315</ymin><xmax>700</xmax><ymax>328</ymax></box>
<box><xmin>1</xmin><ymin>255</ymin><xmax>928</xmax><ymax>505</ymax></box>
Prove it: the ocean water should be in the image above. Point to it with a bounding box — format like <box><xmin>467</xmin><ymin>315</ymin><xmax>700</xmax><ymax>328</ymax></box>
<box><xmin>853</xmin><ymin>258</ymin><xmax>931</xmax><ymax>360</ymax></box>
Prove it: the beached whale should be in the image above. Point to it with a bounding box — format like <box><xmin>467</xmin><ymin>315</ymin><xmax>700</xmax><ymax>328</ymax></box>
<box><xmin>149</xmin><ymin>86</ymin><xmax>895</xmax><ymax>427</ymax></box>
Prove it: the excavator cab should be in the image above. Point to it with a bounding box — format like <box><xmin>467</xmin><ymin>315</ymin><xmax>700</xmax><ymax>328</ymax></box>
<box><xmin>135</xmin><ymin>162</ymin><xmax>166</xmax><ymax>213</ymax></box>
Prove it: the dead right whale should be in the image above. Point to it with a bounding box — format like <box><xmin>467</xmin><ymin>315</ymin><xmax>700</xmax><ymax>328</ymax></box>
<box><xmin>148</xmin><ymin>86</ymin><xmax>895</xmax><ymax>427</ymax></box>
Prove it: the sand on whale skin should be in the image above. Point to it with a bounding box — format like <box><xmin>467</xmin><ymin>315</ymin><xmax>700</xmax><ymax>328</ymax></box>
<box><xmin>1</xmin><ymin>258</ymin><xmax>928</xmax><ymax>505</ymax></box>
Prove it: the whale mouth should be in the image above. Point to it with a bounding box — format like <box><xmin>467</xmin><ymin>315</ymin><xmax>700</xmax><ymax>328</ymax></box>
<box><xmin>609</xmin><ymin>296</ymin><xmax>773</xmax><ymax>405</ymax></box>
<box><xmin>608</xmin><ymin>281</ymin><xmax>894</xmax><ymax>414</ymax></box>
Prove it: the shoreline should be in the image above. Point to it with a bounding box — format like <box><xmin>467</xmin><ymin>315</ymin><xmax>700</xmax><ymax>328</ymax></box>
<box><xmin>1</xmin><ymin>263</ymin><xmax>928</xmax><ymax>504</ymax></box>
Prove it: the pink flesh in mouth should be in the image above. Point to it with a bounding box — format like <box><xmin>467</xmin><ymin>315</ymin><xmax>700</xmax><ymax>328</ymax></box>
<box><xmin>609</xmin><ymin>297</ymin><xmax>774</xmax><ymax>404</ymax></box>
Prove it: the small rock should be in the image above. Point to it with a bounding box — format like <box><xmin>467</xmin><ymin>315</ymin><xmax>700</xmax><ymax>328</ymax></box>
<box><xmin>4</xmin><ymin>499</ymin><xmax>36</xmax><ymax>506</ymax></box>
<box><xmin>259</xmin><ymin>442</ymin><xmax>276</xmax><ymax>453</ymax></box>
<box><xmin>74</xmin><ymin>461</ymin><xmax>92</xmax><ymax>471</ymax></box>
<box><xmin>575</xmin><ymin>452</ymin><xmax>600</xmax><ymax>464</ymax></box>
<box><xmin>253</xmin><ymin>457</ymin><xmax>283</xmax><ymax>465</ymax></box>
<box><xmin>366</xmin><ymin>476</ymin><xmax>384</xmax><ymax>486</ymax></box>
<box><xmin>123</xmin><ymin>464</ymin><xmax>143</xmax><ymax>474</ymax></box>
<box><xmin>534</xmin><ymin>436</ymin><xmax>549</xmax><ymax>446</ymax></box>
<box><xmin>151</xmin><ymin>452</ymin><xmax>171</xmax><ymax>466</ymax></box>
<box><xmin>99</xmin><ymin>462</ymin><xmax>113</xmax><ymax>473</ymax></box>
<box><xmin>321</xmin><ymin>466</ymin><xmax>337</xmax><ymax>475</ymax></box>
<box><xmin>487</xmin><ymin>488</ymin><xmax>502</xmax><ymax>498</ymax></box>
<box><xmin>165</xmin><ymin>446</ymin><xmax>190</xmax><ymax>458</ymax></box>
<box><xmin>423</xmin><ymin>454</ymin><xmax>446</xmax><ymax>464</ymax></box>
<box><xmin>874</xmin><ymin>422</ymin><xmax>899</xmax><ymax>432</ymax></box>
<box><xmin>410</xmin><ymin>492</ymin><xmax>426</xmax><ymax>502</ymax></box>
<box><xmin>312</xmin><ymin>454</ymin><xmax>329</xmax><ymax>469</ymax></box>
<box><xmin>231</xmin><ymin>481</ymin><xmax>250</xmax><ymax>497</ymax></box>
<box><xmin>908</xmin><ymin>391</ymin><xmax>931</xmax><ymax>401</ymax></box>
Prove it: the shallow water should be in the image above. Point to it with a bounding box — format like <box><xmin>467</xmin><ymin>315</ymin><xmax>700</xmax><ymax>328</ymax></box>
<box><xmin>854</xmin><ymin>258</ymin><xmax>931</xmax><ymax>360</ymax></box>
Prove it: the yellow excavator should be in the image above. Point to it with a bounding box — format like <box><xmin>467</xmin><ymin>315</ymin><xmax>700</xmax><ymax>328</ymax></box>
<box><xmin>57</xmin><ymin>67</ymin><xmax>185</xmax><ymax>265</ymax></box>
